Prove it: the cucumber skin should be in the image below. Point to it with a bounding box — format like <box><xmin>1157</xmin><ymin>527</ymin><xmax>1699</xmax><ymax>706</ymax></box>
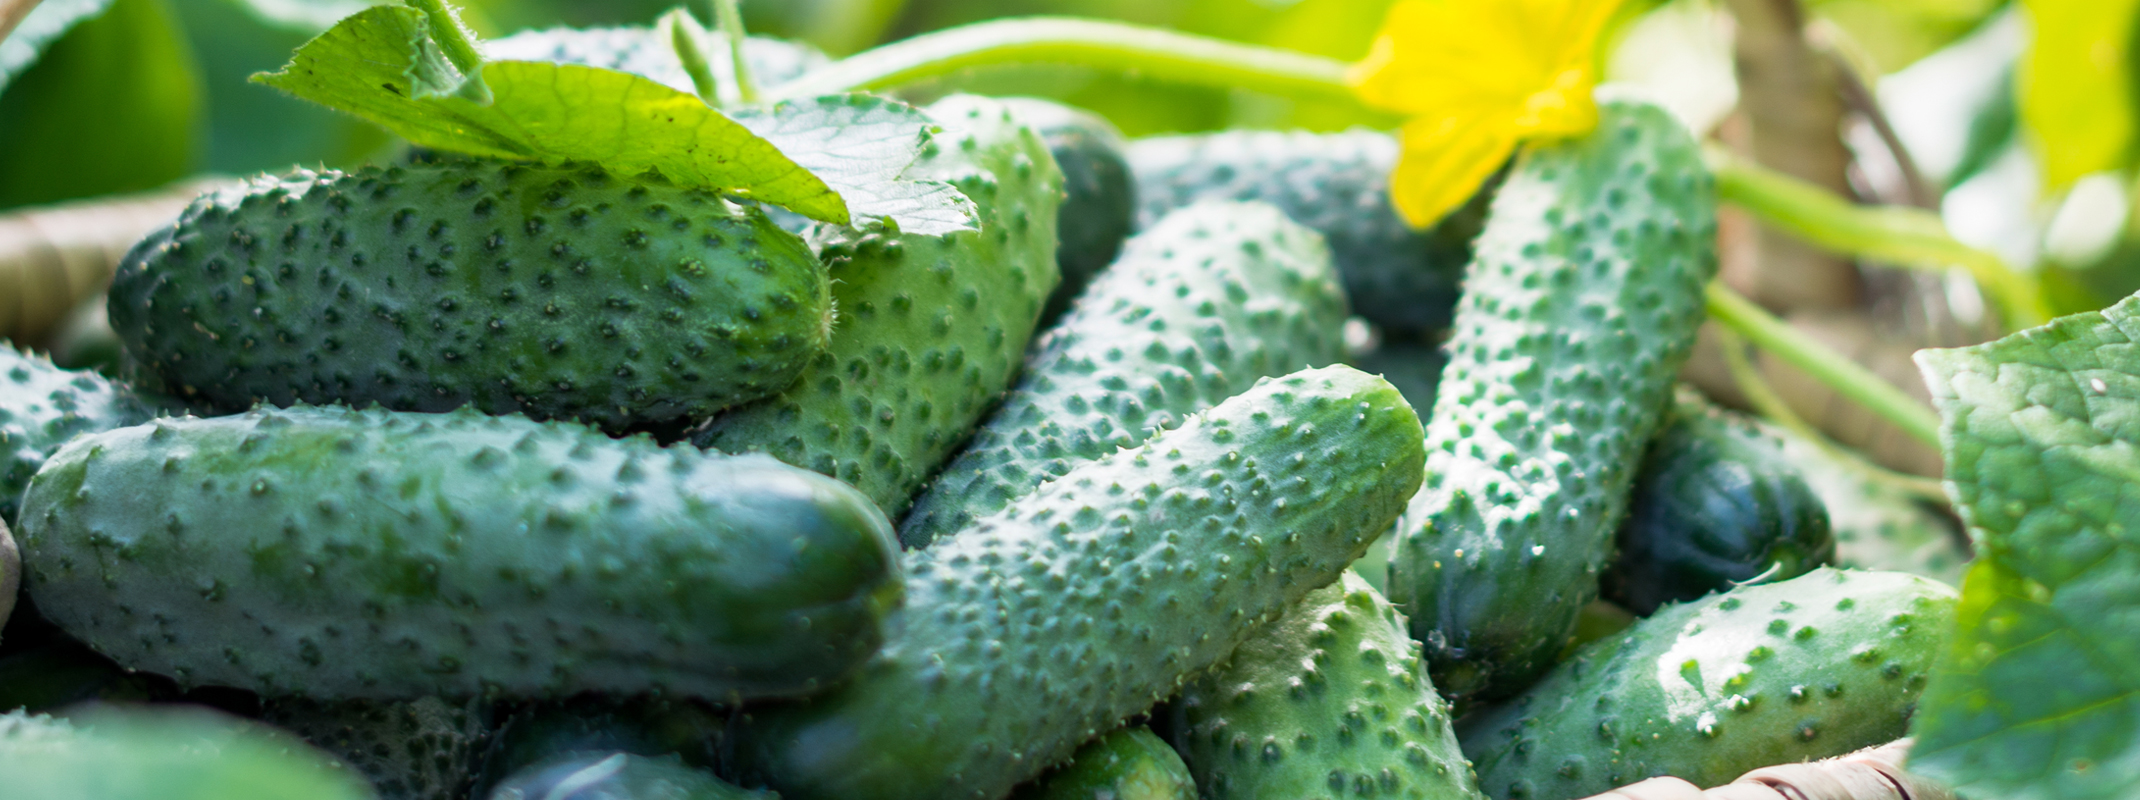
<box><xmin>1458</xmin><ymin>568</ymin><xmax>1955</xmax><ymax>799</ymax></box>
<box><xmin>1011</xmin><ymin>726</ymin><xmax>1195</xmax><ymax>800</ymax></box>
<box><xmin>998</xmin><ymin>97</ymin><xmax>1137</xmax><ymax>322</ymax></box>
<box><xmin>1387</xmin><ymin>100</ymin><xmax>1718</xmax><ymax>703</ymax></box>
<box><xmin>262</xmin><ymin>696</ymin><xmax>495</xmax><ymax>800</ymax></box>
<box><xmin>490</xmin><ymin>752</ymin><xmax>774</xmax><ymax>800</ymax></box>
<box><xmin>18</xmin><ymin>405</ymin><xmax>901</xmax><ymax>700</ymax></box>
<box><xmin>110</xmin><ymin>160</ymin><xmax>829</xmax><ymax>433</ymax></box>
<box><xmin>732</xmin><ymin>365</ymin><xmax>1427</xmax><ymax>800</ymax></box>
<box><xmin>899</xmin><ymin>200</ymin><xmax>1347</xmax><ymax>547</ymax></box>
<box><xmin>1</xmin><ymin>344</ymin><xmax>154</xmax><ymax>525</ymax></box>
<box><xmin>1170</xmin><ymin>571</ymin><xmax>1481</xmax><ymax>800</ymax></box>
<box><xmin>695</xmin><ymin>94</ymin><xmax>1064</xmax><ymax>519</ymax></box>
<box><xmin>1126</xmin><ymin>129</ymin><xmax>1491</xmax><ymax>333</ymax></box>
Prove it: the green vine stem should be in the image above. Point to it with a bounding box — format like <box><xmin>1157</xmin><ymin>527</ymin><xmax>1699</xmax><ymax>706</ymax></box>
<box><xmin>663</xmin><ymin>8</ymin><xmax>723</xmax><ymax>104</ymax></box>
<box><xmin>406</xmin><ymin>0</ymin><xmax>485</xmax><ymax>75</ymax></box>
<box><xmin>1705</xmin><ymin>282</ymin><xmax>1942</xmax><ymax>449</ymax></box>
<box><xmin>1705</xmin><ymin>146</ymin><xmax>2051</xmax><ymax>330</ymax></box>
<box><xmin>711</xmin><ymin>0</ymin><xmax>759</xmax><ymax>104</ymax></box>
<box><xmin>762</xmin><ymin>17</ymin><xmax>1357</xmax><ymax>103</ymax></box>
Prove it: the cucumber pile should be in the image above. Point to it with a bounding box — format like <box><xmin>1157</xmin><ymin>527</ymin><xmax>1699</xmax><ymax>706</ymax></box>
<box><xmin>0</xmin><ymin>28</ymin><xmax>1967</xmax><ymax>800</ymax></box>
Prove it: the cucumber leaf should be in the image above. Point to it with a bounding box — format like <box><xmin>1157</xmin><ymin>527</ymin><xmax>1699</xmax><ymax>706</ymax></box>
<box><xmin>0</xmin><ymin>0</ymin><xmax>116</xmax><ymax>91</ymax></box>
<box><xmin>253</xmin><ymin>3</ymin><xmax>974</xmax><ymax>233</ymax></box>
<box><xmin>1910</xmin><ymin>295</ymin><xmax>2140</xmax><ymax>800</ymax></box>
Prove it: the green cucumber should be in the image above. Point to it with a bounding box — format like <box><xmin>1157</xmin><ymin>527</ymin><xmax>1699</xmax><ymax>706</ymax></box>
<box><xmin>1458</xmin><ymin>568</ymin><xmax>1955</xmax><ymax>799</ymax></box>
<box><xmin>109</xmin><ymin>159</ymin><xmax>830</xmax><ymax>433</ymax></box>
<box><xmin>0</xmin><ymin>706</ymin><xmax>370</xmax><ymax>800</ymax></box>
<box><xmin>899</xmin><ymin>200</ymin><xmax>1347</xmax><ymax>547</ymax></box>
<box><xmin>1126</xmin><ymin>129</ymin><xmax>1492</xmax><ymax>333</ymax></box>
<box><xmin>694</xmin><ymin>94</ymin><xmax>1064</xmax><ymax>518</ymax></box>
<box><xmin>1</xmin><ymin>342</ymin><xmax>154</xmax><ymax>525</ymax></box>
<box><xmin>1349</xmin><ymin>335</ymin><xmax>1447</xmax><ymax>419</ymax></box>
<box><xmin>489</xmin><ymin>752</ymin><xmax>773</xmax><ymax>800</ymax></box>
<box><xmin>476</xmin><ymin>695</ymin><xmax>729</xmax><ymax>797</ymax></box>
<box><xmin>1774</xmin><ymin>433</ymin><xmax>1970</xmax><ymax>585</ymax></box>
<box><xmin>733</xmin><ymin>365</ymin><xmax>1427</xmax><ymax>800</ymax></box>
<box><xmin>1011</xmin><ymin>726</ymin><xmax>1195</xmax><ymax>800</ymax></box>
<box><xmin>17</xmin><ymin>405</ymin><xmax>901</xmax><ymax>700</ymax></box>
<box><xmin>482</xmin><ymin>28</ymin><xmax>828</xmax><ymax>96</ymax></box>
<box><xmin>998</xmin><ymin>97</ymin><xmax>1136</xmax><ymax>322</ymax></box>
<box><xmin>1386</xmin><ymin>100</ymin><xmax>1718</xmax><ymax>703</ymax></box>
<box><xmin>262</xmin><ymin>696</ymin><xmax>496</xmax><ymax>800</ymax></box>
<box><xmin>1603</xmin><ymin>392</ymin><xmax>1834</xmax><ymax>615</ymax></box>
<box><xmin>1169</xmin><ymin>571</ymin><xmax>1482</xmax><ymax>800</ymax></box>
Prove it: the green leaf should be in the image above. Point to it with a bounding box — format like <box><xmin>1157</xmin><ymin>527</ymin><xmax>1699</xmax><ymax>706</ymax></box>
<box><xmin>0</xmin><ymin>0</ymin><xmax>114</xmax><ymax>91</ymax></box>
<box><xmin>2018</xmin><ymin>0</ymin><xmax>2140</xmax><ymax>190</ymax></box>
<box><xmin>1910</xmin><ymin>295</ymin><xmax>2140</xmax><ymax>800</ymax></box>
<box><xmin>0</xmin><ymin>0</ymin><xmax>201</xmax><ymax>209</ymax></box>
<box><xmin>253</xmin><ymin>4</ymin><xmax>972</xmax><ymax>232</ymax></box>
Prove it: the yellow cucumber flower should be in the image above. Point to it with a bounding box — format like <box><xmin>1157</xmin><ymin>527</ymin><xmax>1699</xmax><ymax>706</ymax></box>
<box><xmin>1350</xmin><ymin>0</ymin><xmax>1626</xmax><ymax>227</ymax></box>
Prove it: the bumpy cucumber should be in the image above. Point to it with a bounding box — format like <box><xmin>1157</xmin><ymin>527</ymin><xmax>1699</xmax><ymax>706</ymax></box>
<box><xmin>110</xmin><ymin>160</ymin><xmax>829</xmax><ymax>433</ymax></box>
<box><xmin>489</xmin><ymin>752</ymin><xmax>773</xmax><ymax>800</ymax></box>
<box><xmin>900</xmin><ymin>200</ymin><xmax>1347</xmax><ymax>547</ymax></box>
<box><xmin>1458</xmin><ymin>568</ymin><xmax>1955</xmax><ymax>799</ymax></box>
<box><xmin>18</xmin><ymin>405</ymin><xmax>901</xmax><ymax>700</ymax></box>
<box><xmin>1386</xmin><ymin>100</ymin><xmax>1718</xmax><ymax>703</ymax></box>
<box><xmin>695</xmin><ymin>94</ymin><xmax>1064</xmax><ymax>517</ymax></box>
<box><xmin>262</xmin><ymin>696</ymin><xmax>495</xmax><ymax>800</ymax></box>
<box><xmin>1604</xmin><ymin>392</ymin><xmax>1834</xmax><ymax>615</ymax></box>
<box><xmin>0</xmin><ymin>706</ymin><xmax>369</xmax><ymax>800</ymax></box>
<box><xmin>1</xmin><ymin>343</ymin><xmax>154</xmax><ymax>524</ymax></box>
<box><xmin>999</xmin><ymin>97</ymin><xmax>1137</xmax><ymax>321</ymax></box>
<box><xmin>733</xmin><ymin>366</ymin><xmax>1427</xmax><ymax>800</ymax></box>
<box><xmin>1127</xmin><ymin>129</ymin><xmax>1491</xmax><ymax>333</ymax></box>
<box><xmin>1011</xmin><ymin>726</ymin><xmax>1195</xmax><ymax>800</ymax></box>
<box><xmin>483</xmin><ymin>28</ymin><xmax>828</xmax><ymax>95</ymax></box>
<box><xmin>1170</xmin><ymin>571</ymin><xmax>1480</xmax><ymax>800</ymax></box>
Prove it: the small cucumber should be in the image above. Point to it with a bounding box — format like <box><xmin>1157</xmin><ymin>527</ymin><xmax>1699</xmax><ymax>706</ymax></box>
<box><xmin>0</xmin><ymin>706</ymin><xmax>370</xmax><ymax>800</ymax></box>
<box><xmin>110</xmin><ymin>160</ymin><xmax>829</xmax><ymax>433</ymax></box>
<box><xmin>1127</xmin><ymin>129</ymin><xmax>1493</xmax><ymax>333</ymax></box>
<box><xmin>1011</xmin><ymin>726</ymin><xmax>1196</xmax><ymax>800</ymax></box>
<box><xmin>1386</xmin><ymin>100</ymin><xmax>1718</xmax><ymax>703</ymax></box>
<box><xmin>475</xmin><ymin>695</ymin><xmax>729</xmax><ymax>797</ymax></box>
<box><xmin>1604</xmin><ymin>392</ymin><xmax>1834</xmax><ymax>615</ymax></box>
<box><xmin>1458</xmin><ymin>568</ymin><xmax>1955</xmax><ymax>799</ymax></box>
<box><xmin>262</xmin><ymin>696</ymin><xmax>496</xmax><ymax>800</ymax></box>
<box><xmin>899</xmin><ymin>200</ymin><xmax>1347</xmax><ymax>547</ymax></box>
<box><xmin>1</xmin><ymin>342</ymin><xmax>154</xmax><ymax>525</ymax></box>
<box><xmin>18</xmin><ymin>405</ymin><xmax>901</xmax><ymax>700</ymax></box>
<box><xmin>1170</xmin><ymin>571</ymin><xmax>1482</xmax><ymax>800</ymax></box>
<box><xmin>733</xmin><ymin>365</ymin><xmax>1427</xmax><ymax>800</ymax></box>
<box><xmin>999</xmin><ymin>97</ymin><xmax>1137</xmax><ymax>322</ymax></box>
<box><xmin>695</xmin><ymin>94</ymin><xmax>1064</xmax><ymax>518</ymax></box>
<box><xmin>488</xmin><ymin>752</ymin><xmax>773</xmax><ymax>800</ymax></box>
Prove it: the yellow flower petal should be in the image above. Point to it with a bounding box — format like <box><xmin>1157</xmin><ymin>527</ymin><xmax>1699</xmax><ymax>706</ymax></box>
<box><xmin>1389</xmin><ymin>112</ymin><xmax>1522</xmax><ymax>229</ymax></box>
<box><xmin>1349</xmin><ymin>0</ymin><xmax>1627</xmax><ymax>117</ymax></box>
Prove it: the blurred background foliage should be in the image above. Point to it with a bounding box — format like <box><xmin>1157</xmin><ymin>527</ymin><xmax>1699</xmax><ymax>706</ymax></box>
<box><xmin>8</xmin><ymin>0</ymin><xmax>2140</xmax><ymax>314</ymax></box>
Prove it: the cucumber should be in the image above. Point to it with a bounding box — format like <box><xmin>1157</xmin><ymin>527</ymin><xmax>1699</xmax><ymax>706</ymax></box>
<box><xmin>488</xmin><ymin>752</ymin><xmax>773</xmax><ymax>800</ymax></box>
<box><xmin>2</xmin><ymin>342</ymin><xmax>154</xmax><ymax>525</ymax></box>
<box><xmin>1011</xmin><ymin>726</ymin><xmax>1195</xmax><ymax>800</ymax></box>
<box><xmin>1457</xmin><ymin>568</ymin><xmax>1955</xmax><ymax>799</ymax></box>
<box><xmin>262</xmin><ymin>696</ymin><xmax>496</xmax><ymax>800</ymax></box>
<box><xmin>1169</xmin><ymin>571</ymin><xmax>1481</xmax><ymax>800</ymax></box>
<box><xmin>482</xmin><ymin>28</ymin><xmax>829</xmax><ymax>95</ymax></box>
<box><xmin>1774</xmin><ymin>432</ymin><xmax>1970</xmax><ymax>585</ymax></box>
<box><xmin>1348</xmin><ymin>335</ymin><xmax>1447</xmax><ymax>418</ymax></box>
<box><xmin>1126</xmin><ymin>129</ymin><xmax>1493</xmax><ymax>333</ymax></box>
<box><xmin>109</xmin><ymin>160</ymin><xmax>829</xmax><ymax>433</ymax></box>
<box><xmin>1603</xmin><ymin>392</ymin><xmax>1834</xmax><ymax>615</ymax></box>
<box><xmin>0</xmin><ymin>706</ymin><xmax>370</xmax><ymax>800</ymax></box>
<box><xmin>1386</xmin><ymin>100</ymin><xmax>1718</xmax><ymax>703</ymax></box>
<box><xmin>17</xmin><ymin>405</ymin><xmax>902</xmax><ymax>700</ymax></box>
<box><xmin>999</xmin><ymin>97</ymin><xmax>1137</xmax><ymax>322</ymax></box>
<box><xmin>732</xmin><ymin>365</ymin><xmax>1428</xmax><ymax>800</ymax></box>
<box><xmin>476</xmin><ymin>695</ymin><xmax>729</xmax><ymax>797</ymax></box>
<box><xmin>694</xmin><ymin>94</ymin><xmax>1064</xmax><ymax>518</ymax></box>
<box><xmin>899</xmin><ymin>200</ymin><xmax>1348</xmax><ymax>547</ymax></box>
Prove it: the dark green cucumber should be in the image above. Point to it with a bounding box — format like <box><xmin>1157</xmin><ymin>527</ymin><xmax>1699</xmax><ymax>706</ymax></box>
<box><xmin>695</xmin><ymin>94</ymin><xmax>1064</xmax><ymax>518</ymax></box>
<box><xmin>1011</xmin><ymin>726</ymin><xmax>1195</xmax><ymax>800</ymax></box>
<box><xmin>0</xmin><ymin>706</ymin><xmax>369</xmax><ymax>800</ymax></box>
<box><xmin>1775</xmin><ymin>432</ymin><xmax>1971</xmax><ymax>585</ymax></box>
<box><xmin>999</xmin><ymin>97</ymin><xmax>1136</xmax><ymax>321</ymax></box>
<box><xmin>1458</xmin><ymin>568</ymin><xmax>1955</xmax><ymax>799</ymax></box>
<box><xmin>18</xmin><ymin>405</ymin><xmax>901</xmax><ymax>700</ymax></box>
<box><xmin>899</xmin><ymin>200</ymin><xmax>1347</xmax><ymax>547</ymax></box>
<box><xmin>110</xmin><ymin>160</ymin><xmax>830</xmax><ymax>433</ymax></box>
<box><xmin>1604</xmin><ymin>392</ymin><xmax>1834</xmax><ymax>615</ymax></box>
<box><xmin>1126</xmin><ymin>129</ymin><xmax>1493</xmax><ymax>333</ymax></box>
<box><xmin>1387</xmin><ymin>100</ymin><xmax>1718</xmax><ymax>703</ymax></box>
<box><xmin>1</xmin><ymin>342</ymin><xmax>154</xmax><ymax>525</ymax></box>
<box><xmin>733</xmin><ymin>365</ymin><xmax>1427</xmax><ymax>800</ymax></box>
<box><xmin>489</xmin><ymin>752</ymin><xmax>773</xmax><ymax>800</ymax></box>
<box><xmin>262</xmin><ymin>696</ymin><xmax>496</xmax><ymax>800</ymax></box>
<box><xmin>1170</xmin><ymin>571</ymin><xmax>1481</xmax><ymax>800</ymax></box>
<box><xmin>483</xmin><ymin>28</ymin><xmax>828</xmax><ymax>96</ymax></box>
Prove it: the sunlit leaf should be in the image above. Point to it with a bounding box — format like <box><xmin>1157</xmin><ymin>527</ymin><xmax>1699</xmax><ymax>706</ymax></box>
<box><xmin>0</xmin><ymin>0</ymin><xmax>201</xmax><ymax>209</ymax></box>
<box><xmin>0</xmin><ymin>0</ymin><xmax>114</xmax><ymax>91</ymax></box>
<box><xmin>2017</xmin><ymin>0</ymin><xmax>2140</xmax><ymax>190</ymax></box>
